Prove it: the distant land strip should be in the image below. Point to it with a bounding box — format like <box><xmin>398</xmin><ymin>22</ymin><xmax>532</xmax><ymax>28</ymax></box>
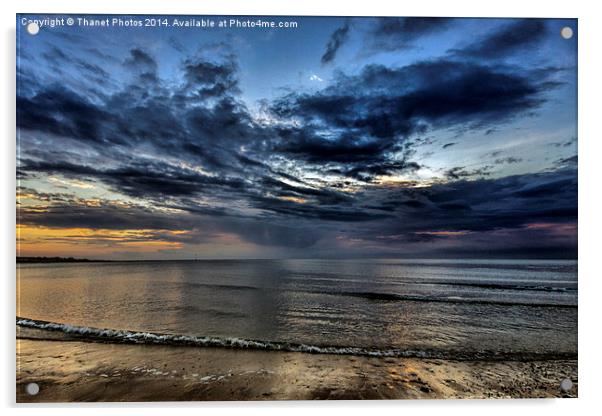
<box><xmin>16</xmin><ymin>256</ymin><xmax>112</xmax><ymax>263</ymax></box>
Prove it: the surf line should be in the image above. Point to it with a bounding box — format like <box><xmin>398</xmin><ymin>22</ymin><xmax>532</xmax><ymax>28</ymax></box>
<box><xmin>16</xmin><ymin>317</ymin><xmax>577</xmax><ymax>362</ymax></box>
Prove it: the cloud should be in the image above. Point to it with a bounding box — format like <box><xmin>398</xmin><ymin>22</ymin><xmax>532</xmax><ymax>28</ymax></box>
<box><xmin>18</xmin><ymin>158</ymin><xmax>247</xmax><ymax>200</ymax></box>
<box><xmin>19</xmin><ymin>46</ymin><xmax>562</xmax><ymax>188</ymax></box>
<box><xmin>450</xmin><ymin>19</ymin><xmax>548</xmax><ymax>59</ymax></box>
<box><xmin>41</xmin><ymin>45</ymin><xmax>110</xmax><ymax>81</ymax></box>
<box><xmin>17</xmin><ymin>86</ymin><xmax>113</xmax><ymax>145</ymax></box>
<box><xmin>321</xmin><ymin>18</ymin><xmax>454</xmax><ymax>61</ymax></box>
<box><xmin>19</xmin><ymin>195</ymin><xmax>191</xmax><ymax>231</ymax></box>
<box><xmin>269</xmin><ymin>59</ymin><xmax>559</xmax><ymax>179</ymax></box>
<box><xmin>17</xmin><ymin>36</ymin><xmax>576</xmax><ymax>258</ymax></box>
<box><xmin>444</xmin><ymin>166</ymin><xmax>493</xmax><ymax>180</ymax></box>
<box><xmin>494</xmin><ymin>157</ymin><xmax>523</xmax><ymax>165</ymax></box>
<box><xmin>182</xmin><ymin>54</ymin><xmax>240</xmax><ymax>98</ymax></box>
<box><xmin>336</xmin><ymin>167</ymin><xmax>577</xmax><ymax>257</ymax></box>
<box><xmin>18</xmin><ymin>48</ymin><xmax>269</xmax><ymax>175</ymax></box>
<box><xmin>18</xmin><ymin>152</ymin><xmax>577</xmax><ymax>258</ymax></box>
<box><xmin>368</xmin><ymin>17</ymin><xmax>454</xmax><ymax>51</ymax></box>
<box><xmin>554</xmin><ymin>155</ymin><xmax>577</xmax><ymax>169</ymax></box>
<box><xmin>124</xmin><ymin>48</ymin><xmax>158</xmax><ymax>73</ymax></box>
<box><xmin>321</xmin><ymin>22</ymin><xmax>350</xmax><ymax>64</ymax></box>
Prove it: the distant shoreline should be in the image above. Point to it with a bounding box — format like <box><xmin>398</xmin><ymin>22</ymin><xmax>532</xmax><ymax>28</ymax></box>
<box><xmin>16</xmin><ymin>257</ymin><xmax>113</xmax><ymax>264</ymax></box>
<box><xmin>16</xmin><ymin>256</ymin><xmax>578</xmax><ymax>264</ymax></box>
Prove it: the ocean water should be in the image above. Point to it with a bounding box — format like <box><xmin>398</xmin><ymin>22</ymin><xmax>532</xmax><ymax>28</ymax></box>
<box><xmin>16</xmin><ymin>259</ymin><xmax>577</xmax><ymax>360</ymax></box>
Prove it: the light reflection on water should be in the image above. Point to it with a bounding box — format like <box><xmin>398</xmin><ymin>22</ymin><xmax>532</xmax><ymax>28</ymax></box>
<box><xmin>17</xmin><ymin>259</ymin><xmax>577</xmax><ymax>355</ymax></box>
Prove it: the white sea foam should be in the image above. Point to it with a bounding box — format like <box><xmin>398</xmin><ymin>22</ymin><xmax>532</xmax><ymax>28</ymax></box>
<box><xmin>16</xmin><ymin>316</ymin><xmax>575</xmax><ymax>361</ymax></box>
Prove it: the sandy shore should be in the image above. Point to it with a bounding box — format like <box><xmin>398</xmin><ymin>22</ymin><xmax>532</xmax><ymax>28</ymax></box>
<box><xmin>16</xmin><ymin>338</ymin><xmax>577</xmax><ymax>402</ymax></box>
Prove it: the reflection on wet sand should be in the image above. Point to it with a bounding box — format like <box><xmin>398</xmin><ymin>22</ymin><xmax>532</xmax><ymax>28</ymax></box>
<box><xmin>17</xmin><ymin>338</ymin><xmax>577</xmax><ymax>402</ymax></box>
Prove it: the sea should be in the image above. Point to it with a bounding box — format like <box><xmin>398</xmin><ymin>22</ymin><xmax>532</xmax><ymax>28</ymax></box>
<box><xmin>16</xmin><ymin>258</ymin><xmax>578</xmax><ymax>360</ymax></box>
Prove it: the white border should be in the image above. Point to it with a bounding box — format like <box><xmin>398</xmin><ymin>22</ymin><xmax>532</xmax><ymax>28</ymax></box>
<box><xmin>2</xmin><ymin>1</ymin><xmax>600</xmax><ymax>415</ymax></box>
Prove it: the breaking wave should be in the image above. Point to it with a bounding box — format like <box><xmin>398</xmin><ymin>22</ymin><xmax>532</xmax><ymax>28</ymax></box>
<box><xmin>16</xmin><ymin>317</ymin><xmax>576</xmax><ymax>361</ymax></box>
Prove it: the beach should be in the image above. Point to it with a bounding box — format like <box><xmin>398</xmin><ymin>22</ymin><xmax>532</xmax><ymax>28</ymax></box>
<box><xmin>16</xmin><ymin>337</ymin><xmax>577</xmax><ymax>402</ymax></box>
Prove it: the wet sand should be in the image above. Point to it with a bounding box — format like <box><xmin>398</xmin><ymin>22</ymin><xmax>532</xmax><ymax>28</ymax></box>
<box><xmin>16</xmin><ymin>338</ymin><xmax>577</xmax><ymax>402</ymax></box>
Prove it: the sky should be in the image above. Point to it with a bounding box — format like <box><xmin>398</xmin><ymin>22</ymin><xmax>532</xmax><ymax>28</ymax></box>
<box><xmin>16</xmin><ymin>15</ymin><xmax>577</xmax><ymax>260</ymax></box>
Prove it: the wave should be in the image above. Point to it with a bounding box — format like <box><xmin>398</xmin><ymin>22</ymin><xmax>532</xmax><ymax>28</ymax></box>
<box><xmin>406</xmin><ymin>281</ymin><xmax>577</xmax><ymax>293</ymax></box>
<box><xmin>168</xmin><ymin>282</ymin><xmax>577</xmax><ymax>307</ymax></box>
<box><xmin>16</xmin><ymin>317</ymin><xmax>576</xmax><ymax>361</ymax></box>
<box><xmin>352</xmin><ymin>280</ymin><xmax>574</xmax><ymax>293</ymax></box>
<box><xmin>317</xmin><ymin>291</ymin><xmax>577</xmax><ymax>308</ymax></box>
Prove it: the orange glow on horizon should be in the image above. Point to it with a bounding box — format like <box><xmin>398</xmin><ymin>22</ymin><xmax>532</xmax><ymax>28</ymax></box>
<box><xmin>16</xmin><ymin>225</ymin><xmax>186</xmax><ymax>257</ymax></box>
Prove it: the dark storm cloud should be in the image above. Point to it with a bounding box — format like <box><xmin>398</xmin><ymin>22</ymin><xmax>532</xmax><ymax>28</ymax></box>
<box><xmin>250</xmin><ymin>167</ymin><xmax>576</xmax><ymax>244</ymax></box>
<box><xmin>17</xmin><ymin>86</ymin><xmax>113</xmax><ymax>144</ymax></box>
<box><xmin>124</xmin><ymin>48</ymin><xmax>158</xmax><ymax>72</ymax></box>
<box><xmin>329</xmin><ymin>160</ymin><xmax>421</xmax><ymax>181</ymax></box>
<box><xmin>122</xmin><ymin>47</ymin><xmax>161</xmax><ymax>86</ymax></box>
<box><xmin>182</xmin><ymin>55</ymin><xmax>240</xmax><ymax>98</ymax></box>
<box><xmin>19</xmin><ymin>198</ymin><xmax>192</xmax><ymax>231</ymax></box>
<box><xmin>349</xmin><ymin>167</ymin><xmax>577</xmax><ymax>245</ymax></box>
<box><xmin>272</xmin><ymin>126</ymin><xmax>398</xmax><ymax>165</ymax></box>
<box><xmin>270</xmin><ymin>59</ymin><xmax>558</xmax><ymax>179</ymax></box>
<box><xmin>450</xmin><ymin>19</ymin><xmax>548</xmax><ymax>59</ymax></box>
<box><xmin>18</xmin><ymin>48</ymin><xmax>268</xmax><ymax>174</ymax></box>
<box><xmin>251</xmin><ymin>195</ymin><xmax>391</xmax><ymax>223</ymax></box>
<box><xmin>19</xmin><ymin>158</ymin><xmax>247</xmax><ymax>199</ymax></box>
<box><xmin>185</xmin><ymin>98</ymin><xmax>252</xmax><ymax>145</ymax></box>
<box><xmin>258</xmin><ymin>176</ymin><xmax>350</xmax><ymax>205</ymax></box>
<box><xmin>321</xmin><ymin>21</ymin><xmax>350</xmax><ymax>64</ymax></box>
